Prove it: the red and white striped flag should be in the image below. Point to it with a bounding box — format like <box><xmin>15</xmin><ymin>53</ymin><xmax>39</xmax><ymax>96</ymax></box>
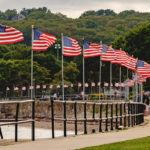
<box><xmin>43</xmin><ymin>85</ymin><xmax>46</xmax><ymax>89</ymax></box>
<box><xmin>63</xmin><ymin>36</ymin><xmax>81</xmax><ymax>56</ymax></box>
<box><xmin>78</xmin><ymin>83</ymin><xmax>82</xmax><ymax>87</ymax></box>
<box><xmin>49</xmin><ymin>85</ymin><xmax>53</xmax><ymax>89</ymax></box>
<box><xmin>64</xmin><ymin>84</ymin><xmax>68</xmax><ymax>88</ymax></box>
<box><xmin>104</xmin><ymin>82</ymin><xmax>109</xmax><ymax>87</ymax></box>
<box><xmin>121</xmin><ymin>83</ymin><xmax>125</xmax><ymax>87</ymax></box>
<box><xmin>91</xmin><ymin>82</ymin><xmax>95</xmax><ymax>87</ymax></box>
<box><xmin>115</xmin><ymin>82</ymin><xmax>119</xmax><ymax>87</ymax></box>
<box><xmin>101</xmin><ymin>45</ymin><xmax>116</xmax><ymax>62</ymax></box>
<box><xmin>29</xmin><ymin>86</ymin><xmax>34</xmax><ymax>90</ymax></box>
<box><xmin>85</xmin><ymin>83</ymin><xmax>89</xmax><ymax>87</ymax></box>
<box><xmin>97</xmin><ymin>82</ymin><xmax>101</xmax><ymax>86</ymax></box>
<box><xmin>6</xmin><ymin>87</ymin><xmax>10</xmax><ymax>91</ymax></box>
<box><xmin>112</xmin><ymin>50</ymin><xmax>127</xmax><ymax>65</ymax></box>
<box><xmin>36</xmin><ymin>85</ymin><xmax>40</xmax><ymax>89</ymax></box>
<box><xmin>14</xmin><ymin>87</ymin><xmax>19</xmax><ymax>91</ymax></box>
<box><xmin>137</xmin><ymin>60</ymin><xmax>150</xmax><ymax>78</ymax></box>
<box><xmin>83</xmin><ymin>41</ymin><xmax>101</xmax><ymax>58</ymax></box>
<box><xmin>22</xmin><ymin>86</ymin><xmax>26</xmax><ymax>91</ymax></box>
<box><xmin>32</xmin><ymin>28</ymin><xmax>56</xmax><ymax>51</ymax></box>
<box><xmin>0</xmin><ymin>24</ymin><xmax>24</xmax><ymax>44</ymax></box>
<box><xmin>57</xmin><ymin>85</ymin><xmax>60</xmax><ymax>88</ymax></box>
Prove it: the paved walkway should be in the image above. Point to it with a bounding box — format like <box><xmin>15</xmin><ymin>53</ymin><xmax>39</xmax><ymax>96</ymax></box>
<box><xmin>1</xmin><ymin>116</ymin><xmax>150</xmax><ymax>150</ymax></box>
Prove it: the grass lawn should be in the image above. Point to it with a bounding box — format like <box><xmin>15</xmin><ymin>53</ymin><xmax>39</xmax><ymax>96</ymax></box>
<box><xmin>77</xmin><ymin>136</ymin><xmax>150</xmax><ymax>150</ymax></box>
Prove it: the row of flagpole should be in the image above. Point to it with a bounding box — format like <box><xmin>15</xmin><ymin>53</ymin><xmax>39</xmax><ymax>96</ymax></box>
<box><xmin>0</xmin><ymin>23</ymin><xmax>144</xmax><ymax>102</ymax></box>
<box><xmin>25</xmin><ymin>26</ymin><xmax>144</xmax><ymax>102</ymax></box>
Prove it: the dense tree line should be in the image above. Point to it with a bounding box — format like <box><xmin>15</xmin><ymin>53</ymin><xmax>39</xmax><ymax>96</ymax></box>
<box><xmin>0</xmin><ymin>7</ymin><xmax>150</xmax><ymax>95</ymax></box>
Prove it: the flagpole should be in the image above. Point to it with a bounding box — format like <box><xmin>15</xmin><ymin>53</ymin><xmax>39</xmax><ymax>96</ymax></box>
<box><xmin>99</xmin><ymin>41</ymin><xmax>102</xmax><ymax>101</ymax></box>
<box><xmin>61</xmin><ymin>33</ymin><xmax>64</xmax><ymax>101</ymax></box>
<box><xmin>110</xmin><ymin>62</ymin><xmax>112</xmax><ymax>100</ymax></box>
<box><xmin>83</xmin><ymin>39</ymin><xmax>85</xmax><ymax>101</ymax></box>
<box><xmin>31</xmin><ymin>25</ymin><xmax>34</xmax><ymax>100</ymax></box>
<box><xmin>119</xmin><ymin>66</ymin><xmax>121</xmax><ymax>100</ymax></box>
<box><xmin>141</xmin><ymin>75</ymin><xmax>143</xmax><ymax>103</ymax></box>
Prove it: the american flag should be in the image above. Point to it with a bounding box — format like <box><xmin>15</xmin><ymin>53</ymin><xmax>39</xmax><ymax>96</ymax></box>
<box><xmin>97</xmin><ymin>82</ymin><xmax>101</xmax><ymax>86</ymax></box>
<box><xmin>112</xmin><ymin>50</ymin><xmax>127</xmax><ymax>65</ymax></box>
<box><xmin>78</xmin><ymin>83</ymin><xmax>82</xmax><ymax>87</ymax></box>
<box><xmin>83</xmin><ymin>41</ymin><xmax>101</xmax><ymax>58</ymax></box>
<box><xmin>49</xmin><ymin>85</ymin><xmax>53</xmax><ymax>89</ymax></box>
<box><xmin>57</xmin><ymin>85</ymin><xmax>60</xmax><ymax>88</ymax></box>
<box><xmin>32</xmin><ymin>28</ymin><xmax>56</xmax><ymax>51</ymax></box>
<box><xmin>22</xmin><ymin>86</ymin><xmax>26</xmax><ymax>91</ymax></box>
<box><xmin>36</xmin><ymin>85</ymin><xmax>40</xmax><ymax>89</ymax></box>
<box><xmin>63</xmin><ymin>36</ymin><xmax>81</xmax><ymax>56</ymax></box>
<box><xmin>121</xmin><ymin>83</ymin><xmax>125</xmax><ymax>87</ymax></box>
<box><xmin>29</xmin><ymin>86</ymin><xmax>34</xmax><ymax>90</ymax></box>
<box><xmin>0</xmin><ymin>24</ymin><xmax>24</xmax><ymax>44</ymax></box>
<box><xmin>91</xmin><ymin>82</ymin><xmax>95</xmax><ymax>87</ymax></box>
<box><xmin>101</xmin><ymin>45</ymin><xmax>116</xmax><ymax>62</ymax></box>
<box><xmin>64</xmin><ymin>84</ymin><xmax>68</xmax><ymax>88</ymax></box>
<box><xmin>14</xmin><ymin>87</ymin><xmax>19</xmax><ymax>91</ymax></box>
<box><xmin>85</xmin><ymin>83</ymin><xmax>89</xmax><ymax>87</ymax></box>
<box><xmin>43</xmin><ymin>85</ymin><xmax>46</xmax><ymax>89</ymax></box>
<box><xmin>6</xmin><ymin>87</ymin><xmax>10</xmax><ymax>91</ymax></box>
<box><xmin>115</xmin><ymin>82</ymin><xmax>119</xmax><ymax>87</ymax></box>
<box><xmin>137</xmin><ymin>60</ymin><xmax>150</xmax><ymax>77</ymax></box>
<box><xmin>104</xmin><ymin>82</ymin><xmax>109</xmax><ymax>87</ymax></box>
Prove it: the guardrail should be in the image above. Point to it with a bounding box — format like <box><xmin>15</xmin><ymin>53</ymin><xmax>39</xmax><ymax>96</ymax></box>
<box><xmin>0</xmin><ymin>100</ymin><xmax>35</xmax><ymax>142</ymax></box>
<box><xmin>50</xmin><ymin>100</ymin><xmax>144</xmax><ymax>138</ymax></box>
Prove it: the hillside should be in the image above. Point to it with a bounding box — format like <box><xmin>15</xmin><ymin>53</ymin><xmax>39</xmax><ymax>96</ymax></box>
<box><xmin>0</xmin><ymin>7</ymin><xmax>150</xmax><ymax>96</ymax></box>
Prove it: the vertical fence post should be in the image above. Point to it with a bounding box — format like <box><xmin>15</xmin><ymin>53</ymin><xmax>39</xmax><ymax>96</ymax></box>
<box><xmin>63</xmin><ymin>101</ymin><xmax>67</xmax><ymax>137</ymax></box>
<box><xmin>15</xmin><ymin>103</ymin><xmax>19</xmax><ymax>142</ymax></box>
<box><xmin>142</xmin><ymin>104</ymin><xmax>144</xmax><ymax>123</ymax></box>
<box><xmin>31</xmin><ymin>101</ymin><xmax>35</xmax><ymax>141</ymax></box>
<box><xmin>136</xmin><ymin>104</ymin><xmax>138</xmax><ymax>125</ymax></box>
<box><xmin>124</xmin><ymin>103</ymin><xmax>126</xmax><ymax>127</ymax></box>
<box><xmin>128</xmin><ymin>103</ymin><xmax>130</xmax><ymax>127</ymax></box>
<box><xmin>131</xmin><ymin>104</ymin><xmax>134</xmax><ymax>127</ymax></box>
<box><xmin>134</xmin><ymin>104</ymin><xmax>136</xmax><ymax>126</ymax></box>
<box><xmin>51</xmin><ymin>99</ymin><xmax>54</xmax><ymax>138</ymax></box>
<box><xmin>111</xmin><ymin>103</ymin><xmax>113</xmax><ymax>130</ymax></box>
<box><xmin>105</xmin><ymin>103</ymin><xmax>108</xmax><ymax>131</ymax></box>
<box><xmin>99</xmin><ymin>104</ymin><xmax>102</xmax><ymax>132</ymax></box>
<box><xmin>115</xmin><ymin>103</ymin><xmax>118</xmax><ymax>129</ymax></box>
<box><xmin>0</xmin><ymin>127</ymin><xmax>3</xmax><ymax>139</ymax></box>
<box><xmin>120</xmin><ymin>103</ymin><xmax>122</xmax><ymax>126</ymax></box>
<box><xmin>92</xmin><ymin>103</ymin><xmax>95</xmax><ymax>120</ymax></box>
<box><xmin>74</xmin><ymin>102</ymin><xmax>77</xmax><ymax>135</ymax></box>
<box><xmin>84</xmin><ymin>102</ymin><xmax>87</xmax><ymax>134</ymax></box>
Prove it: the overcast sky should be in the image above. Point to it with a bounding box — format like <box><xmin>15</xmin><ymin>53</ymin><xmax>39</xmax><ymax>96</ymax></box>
<box><xmin>1</xmin><ymin>0</ymin><xmax>150</xmax><ymax>18</ymax></box>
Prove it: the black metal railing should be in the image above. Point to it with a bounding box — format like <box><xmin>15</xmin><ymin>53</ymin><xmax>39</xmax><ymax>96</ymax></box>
<box><xmin>0</xmin><ymin>100</ymin><xmax>35</xmax><ymax>142</ymax></box>
<box><xmin>50</xmin><ymin>100</ymin><xmax>144</xmax><ymax>139</ymax></box>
